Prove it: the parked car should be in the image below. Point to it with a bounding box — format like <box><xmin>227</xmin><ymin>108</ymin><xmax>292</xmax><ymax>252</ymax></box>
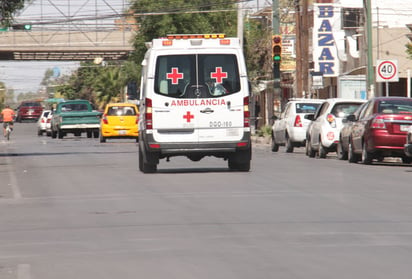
<box><xmin>100</xmin><ymin>103</ymin><xmax>139</xmax><ymax>143</ymax></box>
<box><xmin>37</xmin><ymin>109</ymin><xmax>52</xmax><ymax>136</ymax></box>
<box><xmin>271</xmin><ymin>98</ymin><xmax>324</xmax><ymax>152</ymax></box>
<box><xmin>404</xmin><ymin>126</ymin><xmax>412</xmax><ymax>157</ymax></box>
<box><xmin>336</xmin><ymin>102</ymin><xmax>368</xmax><ymax>160</ymax></box>
<box><xmin>16</xmin><ymin>101</ymin><xmax>43</xmax><ymax>122</ymax></box>
<box><xmin>306</xmin><ymin>98</ymin><xmax>366</xmax><ymax>158</ymax></box>
<box><xmin>347</xmin><ymin>97</ymin><xmax>412</xmax><ymax>164</ymax></box>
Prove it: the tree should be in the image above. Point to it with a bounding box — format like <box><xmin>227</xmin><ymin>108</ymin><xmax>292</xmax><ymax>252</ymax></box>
<box><xmin>407</xmin><ymin>44</ymin><xmax>412</xmax><ymax>59</ymax></box>
<box><xmin>130</xmin><ymin>0</ymin><xmax>237</xmax><ymax>65</ymax></box>
<box><xmin>0</xmin><ymin>0</ymin><xmax>26</xmax><ymax>27</ymax></box>
<box><xmin>94</xmin><ymin>66</ymin><xmax>124</xmax><ymax>108</ymax></box>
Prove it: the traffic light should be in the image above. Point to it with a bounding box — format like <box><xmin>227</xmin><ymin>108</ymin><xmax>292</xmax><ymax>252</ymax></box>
<box><xmin>12</xmin><ymin>24</ymin><xmax>32</xmax><ymax>31</ymax></box>
<box><xmin>272</xmin><ymin>35</ymin><xmax>282</xmax><ymax>62</ymax></box>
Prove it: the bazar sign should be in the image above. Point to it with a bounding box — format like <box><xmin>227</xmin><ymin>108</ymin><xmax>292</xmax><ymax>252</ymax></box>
<box><xmin>313</xmin><ymin>4</ymin><xmax>340</xmax><ymax>77</ymax></box>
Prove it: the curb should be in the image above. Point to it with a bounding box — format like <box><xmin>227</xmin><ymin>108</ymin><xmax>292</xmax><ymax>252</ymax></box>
<box><xmin>251</xmin><ymin>135</ymin><xmax>271</xmax><ymax>145</ymax></box>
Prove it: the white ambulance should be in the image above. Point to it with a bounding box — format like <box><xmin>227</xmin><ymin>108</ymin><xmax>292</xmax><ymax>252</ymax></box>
<box><xmin>138</xmin><ymin>34</ymin><xmax>251</xmax><ymax>173</ymax></box>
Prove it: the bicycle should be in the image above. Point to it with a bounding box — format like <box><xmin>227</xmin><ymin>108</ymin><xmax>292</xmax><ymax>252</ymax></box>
<box><xmin>4</xmin><ymin>122</ymin><xmax>12</xmax><ymax>141</ymax></box>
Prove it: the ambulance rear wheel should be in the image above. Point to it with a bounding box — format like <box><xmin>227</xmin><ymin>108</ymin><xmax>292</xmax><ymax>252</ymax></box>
<box><xmin>139</xmin><ymin>145</ymin><xmax>157</xmax><ymax>173</ymax></box>
<box><xmin>228</xmin><ymin>147</ymin><xmax>251</xmax><ymax>172</ymax></box>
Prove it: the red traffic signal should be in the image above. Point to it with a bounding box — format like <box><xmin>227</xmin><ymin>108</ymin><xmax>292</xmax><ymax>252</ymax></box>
<box><xmin>272</xmin><ymin>35</ymin><xmax>282</xmax><ymax>62</ymax></box>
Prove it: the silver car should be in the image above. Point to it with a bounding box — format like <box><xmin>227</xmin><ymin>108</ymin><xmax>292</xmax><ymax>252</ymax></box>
<box><xmin>271</xmin><ymin>98</ymin><xmax>324</xmax><ymax>153</ymax></box>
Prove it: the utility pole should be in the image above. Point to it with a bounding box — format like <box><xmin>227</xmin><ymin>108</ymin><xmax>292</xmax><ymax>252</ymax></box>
<box><xmin>295</xmin><ymin>0</ymin><xmax>301</xmax><ymax>99</ymax></box>
<box><xmin>302</xmin><ymin>0</ymin><xmax>309</xmax><ymax>98</ymax></box>
<box><xmin>272</xmin><ymin>0</ymin><xmax>280</xmax><ymax>119</ymax></box>
<box><xmin>366</xmin><ymin>0</ymin><xmax>374</xmax><ymax>98</ymax></box>
<box><xmin>237</xmin><ymin>1</ymin><xmax>244</xmax><ymax>48</ymax></box>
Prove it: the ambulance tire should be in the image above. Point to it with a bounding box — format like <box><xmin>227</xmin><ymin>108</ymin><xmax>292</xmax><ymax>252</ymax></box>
<box><xmin>228</xmin><ymin>147</ymin><xmax>251</xmax><ymax>172</ymax></box>
<box><xmin>139</xmin><ymin>145</ymin><xmax>157</xmax><ymax>173</ymax></box>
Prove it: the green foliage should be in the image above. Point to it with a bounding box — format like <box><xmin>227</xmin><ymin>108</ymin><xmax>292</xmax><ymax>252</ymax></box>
<box><xmin>0</xmin><ymin>0</ymin><xmax>26</xmax><ymax>27</ymax></box>
<box><xmin>256</xmin><ymin>125</ymin><xmax>272</xmax><ymax>137</ymax></box>
<box><xmin>407</xmin><ymin>43</ymin><xmax>412</xmax><ymax>59</ymax></box>
<box><xmin>130</xmin><ymin>0</ymin><xmax>237</xmax><ymax>65</ymax></box>
<box><xmin>55</xmin><ymin>61</ymin><xmax>136</xmax><ymax>109</ymax></box>
<box><xmin>244</xmin><ymin>20</ymin><xmax>272</xmax><ymax>83</ymax></box>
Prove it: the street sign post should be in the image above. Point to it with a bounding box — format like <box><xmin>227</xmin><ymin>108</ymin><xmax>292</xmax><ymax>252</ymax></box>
<box><xmin>376</xmin><ymin>59</ymin><xmax>398</xmax><ymax>82</ymax></box>
<box><xmin>376</xmin><ymin>60</ymin><xmax>399</xmax><ymax>97</ymax></box>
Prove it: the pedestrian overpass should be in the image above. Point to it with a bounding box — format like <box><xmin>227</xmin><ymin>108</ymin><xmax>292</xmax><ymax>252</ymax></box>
<box><xmin>0</xmin><ymin>29</ymin><xmax>135</xmax><ymax>61</ymax></box>
<box><xmin>0</xmin><ymin>0</ymin><xmax>135</xmax><ymax>61</ymax></box>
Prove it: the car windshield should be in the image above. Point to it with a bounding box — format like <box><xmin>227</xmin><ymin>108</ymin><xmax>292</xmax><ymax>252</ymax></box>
<box><xmin>107</xmin><ymin>106</ymin><xmax>136</xmax><ymax>116</ymax></box>
<box><xmin>331</xmin><ymin>102</ymin><xmax>363</xmax><ymax>118</ymax></box>
<box><xmin>154</xmin><ymin>54</ymin><xmax>240</xmax><ymax>98</ymax></box>
<box><xmin>295</xmin><ymin>103</ymin><xmax>321</xmax><ymax>113</ymax></box>
<box><xmin>61</xmin><ymin>103</ymin><xmax>89</xmax><ymax>112</ymax></box>
<box><xmin>378</xmin><ymin>99</ymin><xmax>412</xmax><ymax>114</ymax></box>
<box><xmin>22</xmin><ymin>102</ymin><xmax>41</xmax><ymax>107</ymax></box>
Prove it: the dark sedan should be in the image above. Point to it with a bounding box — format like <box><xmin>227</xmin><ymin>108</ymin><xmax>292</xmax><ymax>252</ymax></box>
<box><xmin>347</xmin><ymin>97</ymin><xmax>412</xmax><ymax>164</ymax></box>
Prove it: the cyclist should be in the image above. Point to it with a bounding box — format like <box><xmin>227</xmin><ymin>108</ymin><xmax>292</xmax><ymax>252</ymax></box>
<box><xmin>1</xmin><ymin>105</ymin><xmax>16</xmax><ymax>137</ymax></box>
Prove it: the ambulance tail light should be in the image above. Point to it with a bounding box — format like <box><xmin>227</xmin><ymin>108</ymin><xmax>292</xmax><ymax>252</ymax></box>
<box><xmin>294</xmin><ymin>115</ymin><xmax>302</xmax><ymax>127</ymax></box>
<box><xmin>102</xmin><ymin>114</ymin><xmax>108</xmax><ymax>125</ymax></box>
<box><xmin>145</xmin><ymin>98</ymin><xmax>153</xmax><ymax>129</ymax></box>
<box><xmin>243</xmin><ymin>97</ymin><xmax>250</xmax><ymax>128</ymax></box>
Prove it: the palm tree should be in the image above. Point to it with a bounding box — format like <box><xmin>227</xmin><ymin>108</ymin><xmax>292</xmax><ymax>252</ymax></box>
<box><xmin>94</xmin><ymin>66</ymin><xmax>124</xmax><ymax>109</ymax></box>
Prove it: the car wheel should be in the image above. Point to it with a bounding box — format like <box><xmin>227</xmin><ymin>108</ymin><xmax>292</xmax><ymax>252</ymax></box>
<box><xmin>37</xmin><ymin>129</ymin><xmax>43</xmax><ymax>136</ymax></box>
<box><xmin>285</xmin><ymin>135</ymin><xmax>294</xmax><ymax>153</ymax></box>
<box><xmin>348</xmin><ymin>142</ymin><xmax>359</xmax><ymax>163</ymax></box>
<box><xmin>87</xmin><ymin>131</ymin><xmax>92</xmax><ymax>138</ymax></box>
<box><xmin>318</xmin><ymin>142</ymin><xmax>327</xmax><ymax>159</ymax></box>
<box><xmin>228</xmin><ymin>147</ymin><xmax>251</xmax><ymax>172</ymax></box>
<box><xmin>271</xmin><ymin>134</ymin><xmax>279</xmax><ymax>152</ymax></box>
<box><xmin>51</xmin><ymin>128</ymin><xmax>57</xmax><ymax>139</ymax></box>
<box><xmin>138</xmin><ymin>144</ymin><xmax>157</xmax><ymax>173</ymax></box>
<box><xmin>58</xmin><ymin>129</ymin><xmax>64</xmax><ymax>139</ymax></box>
<box><xmin>361</xmin><ymin>142</ymin><xmax>373</xmax><ymax>165</ymax></box>
<box><xmin>93</xmin><ymin>131</ymin><xmax>99</xmax><ymax>138</ymax></box>
<box><xmin>336</xmin><ymin>141</ymin><xmax>348</xmax><ymax>160</ymax></box>
<box><xmin>100</xmin><ymin>134</ymin><xmax>106</xmax><ymax>143</ymax></box>
<box><xmin>306</xmin><ymin>138</ymin><xmax>316</xmax><ymax>158</ymax></box>
<box><xmin>402</xmin><ymin>157</ymin><xmax>412</xmax><ymax>164</ymax></box>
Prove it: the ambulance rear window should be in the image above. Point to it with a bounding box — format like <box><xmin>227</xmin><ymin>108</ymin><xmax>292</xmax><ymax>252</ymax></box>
<box><xmin>154</xmin><ymin>54</ymin><xmax>240</xmax><ymax>98</ymax></box>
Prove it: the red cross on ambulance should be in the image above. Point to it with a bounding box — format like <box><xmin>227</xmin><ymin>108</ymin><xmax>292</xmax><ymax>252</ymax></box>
<box><xmin>167</xmin><ymin>67</ymin><xmax>184</xmax><ymax>84</ymax></box>
<box><xmin>183</xmin><ymin>111</ymin><xmax>194</xmax><ymax>123</ymax></box>
<box><xmin>210</xmin><ymin>67</ymin><xmax>228</xmax><ymax>83</ymax></box>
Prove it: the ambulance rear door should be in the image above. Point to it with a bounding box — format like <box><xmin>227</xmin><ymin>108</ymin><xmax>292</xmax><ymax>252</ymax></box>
<box><xmin>151</xmin><ymin>52</ymin><xmax>245</xmax><ymax>143</ymax></box>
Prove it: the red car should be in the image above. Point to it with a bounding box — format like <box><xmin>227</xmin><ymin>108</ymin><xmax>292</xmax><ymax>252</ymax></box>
<box><xmin>16</xmin><ymin>101</ymin><xmax>43</xmax><ymax>122</ymax></box>
<box><xmin>348</xmin><ymin>97</ymin><xmax>412</xmax><ymax>164</ymax></box>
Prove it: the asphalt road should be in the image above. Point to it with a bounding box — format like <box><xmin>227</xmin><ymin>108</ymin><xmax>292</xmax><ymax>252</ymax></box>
<box><xmin>1</xmin><ymin>123</ymin><xmax>412</xmax><ymax>279</ymax></box>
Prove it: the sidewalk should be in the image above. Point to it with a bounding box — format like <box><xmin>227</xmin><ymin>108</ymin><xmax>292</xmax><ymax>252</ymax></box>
<box><xmin>251</xmin><ymin>135</ymin><xmax>271</xmax><ymax>146</ymax></box>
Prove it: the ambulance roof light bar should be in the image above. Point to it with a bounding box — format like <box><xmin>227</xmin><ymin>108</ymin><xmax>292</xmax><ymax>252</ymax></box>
<box><xmin>166</xmin><ymin>34</ymin><xmax>225</xmax><ymax>40</ymax></box>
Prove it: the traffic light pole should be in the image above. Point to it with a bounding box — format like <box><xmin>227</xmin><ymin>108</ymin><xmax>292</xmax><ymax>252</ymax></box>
<box><xmin>272</xmin><ymin>0</ymin><xmax>280</xmax><ymax>118</ymax></box>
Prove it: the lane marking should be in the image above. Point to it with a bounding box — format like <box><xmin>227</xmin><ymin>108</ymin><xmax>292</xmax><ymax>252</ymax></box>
<box><xmin>6</xmin><ymin>156</ymin><xmax>22</xmax><ymax>199</ymax></box>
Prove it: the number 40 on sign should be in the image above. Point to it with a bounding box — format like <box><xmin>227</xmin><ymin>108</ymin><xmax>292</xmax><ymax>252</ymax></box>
<box><xmin>376</xmin><ymin>59</ymin><xmax>399</xmax><ymax>82</ymax></box>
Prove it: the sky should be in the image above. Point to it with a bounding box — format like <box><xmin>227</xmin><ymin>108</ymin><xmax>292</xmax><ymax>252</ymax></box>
<box><xmin>0</xmin><ymin>0</ymin><xmax>129</xmax><ymax>95</ymax></box>
<box><xmin>0</xmin><ymin>0</ymin><xmax>264</xmax><ymax>95</ymax></box>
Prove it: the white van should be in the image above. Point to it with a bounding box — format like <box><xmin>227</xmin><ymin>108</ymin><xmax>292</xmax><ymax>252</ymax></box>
<box><xmin>138</xmin><ymin>34</ymin><xmax>251</xmax><ymax>173</ymax></box>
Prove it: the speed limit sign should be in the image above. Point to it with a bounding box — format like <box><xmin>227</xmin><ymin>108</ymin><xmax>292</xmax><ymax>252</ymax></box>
<box><xmin>376</xmin><ymin>60</ymin><xmax>399</xmax><ymax>82</ymax></box>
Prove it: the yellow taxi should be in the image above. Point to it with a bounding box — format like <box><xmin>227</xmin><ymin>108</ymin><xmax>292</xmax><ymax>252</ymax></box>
<box><xmin>100</xmin><ymin>103</ymin><xmax>139</xmax><ymax>143</ymax></box>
